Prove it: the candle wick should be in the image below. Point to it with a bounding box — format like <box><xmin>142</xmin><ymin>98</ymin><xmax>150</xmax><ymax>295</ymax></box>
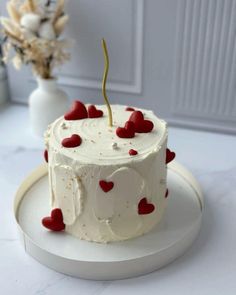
<box><xmin>102</xmin><ymin>39</ymin><xmax>113</xmax><ymax>127</ymax></box>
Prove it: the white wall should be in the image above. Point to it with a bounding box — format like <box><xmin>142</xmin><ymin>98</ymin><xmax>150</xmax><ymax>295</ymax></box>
<box><xmin>2</xmin><ymin>0</ymin><xmax>236</xmax><ymax>134</ymax></box>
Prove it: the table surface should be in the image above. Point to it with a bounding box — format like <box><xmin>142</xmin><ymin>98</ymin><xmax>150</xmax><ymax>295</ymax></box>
<box><xmin>1</xmin><ymin>103</ymin><xmax>236</xmax><ymax>295</ymax></box>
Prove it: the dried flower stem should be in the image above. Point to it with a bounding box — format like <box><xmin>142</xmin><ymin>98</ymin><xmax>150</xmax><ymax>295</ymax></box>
<box><xmin>7</xmin><ymin>2</ymin><xmax>21</xmax><ymax>24</ymax></box>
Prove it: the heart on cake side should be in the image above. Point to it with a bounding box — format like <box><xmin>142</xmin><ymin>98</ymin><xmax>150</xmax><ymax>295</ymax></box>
<box><xmin>116</xmin><ymin>121</ymin><xmax>135</xmax><ymax>138</ymax></box>
<box><xmin>129</xmin><ymin>111</ymin><xmax>154</xmax><ymax>133</ymax></box>
<box><xmin>88</xmin><ymin>105</ymin><xmax>103</xmax><ymax>118</ymax></box>
<box><xmin>44</xmin><ymin>149</ymin><xmax>48</xmax><ymax>163</ymax></box>
<box><xmin>64</xmin><ymin>100</ymin><xmax>88</xmax><ymax>120</ymax></box>
<box><xmin>99</xmin><ymin>180</ymin><xmax>114</xmax><ymax>192</ymax></box>
<box><xmin>42</xmin><ymin>208</ymin><xmax>65</xmax><ymax>231</ymax></box>
<box><xmin>62</xmin><ymin>134</ymin><xmax>82</xmax><ymax>148</ymax></box>
<box><xmin>166</xmin><ymin>148</ymin><xmax>176</xmax><ymax>164</ymax></box>
<box><xmin>129</xmin><ymin>149</ymin><xmax>138</xmax><ymax>156</ymax></box>
<box><xmin>138</xmin><ymin>197</ymin><xmax>155</xmax><ymax>215</ymax></box>
<box><xmin>165</xmin><ymin>189</ymin><xmax>169</xmax><ymax>198</ymax></box>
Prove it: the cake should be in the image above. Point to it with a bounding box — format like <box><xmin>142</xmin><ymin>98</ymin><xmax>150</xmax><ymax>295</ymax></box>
<box><xmin>43</xmin><ymin>101</ymin><xmax>176</xmax><ymax>243</ymax></box>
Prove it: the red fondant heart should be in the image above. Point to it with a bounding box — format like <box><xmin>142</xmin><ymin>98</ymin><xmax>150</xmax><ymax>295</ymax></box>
<box><xmin>129</xmin><ymin>111</ymin><xmax>154</xmax><ymax>133</ymax></box>
<box><xmin>126</xmin><ymin>107</ymin><xmax>135</xmax><ymax>112</ymax></box>
<box><xmin>129</xmin><ymin>149</ymin><xmax>138</xmax><ymax>156</ymax></box>
<box><xmin>88</xmin><ymin>105</ymin><xmax>103</xmax><ymax>118</ymax></box>
<box><xmin>99</xmin><ymin>180</ymin><xmax>114</xmax><ymax>192</ymax></box>
<box><xmin>138</xmin><ymin>198</ymin><xmax>155</xmax><ymax>215</ymax></box>
<box><xmin>166</xmin><ymin>148</ymin><xmax>176</xmax><ymax>164</ymax></box>
<box><xmin>165</xmin><ymin>189</ymin><xmax>169</xmax><ymax>198</ymax></box>
<box><xmin>62</xmin><ymin>134</ymin><xmax>82</xmax><ymax>148</ymax></box>
<box><xmin>44</xmin><ymin>149</ymin><xmax>48</xmax><ymax>163</ymax></box>
<box><xmin>42</xmin><ymin>208</ymin><xmax>65</xmax><ymax>231</ymax></box>
<box><xmin>116</xmin><ymin>121</ymin><xmax>135</xmax><ymax>138</ymax></box>
<box><xmin>64</xmin><ymin>100</ymin><xmax>88</xmax><ymax>120</ymax></box>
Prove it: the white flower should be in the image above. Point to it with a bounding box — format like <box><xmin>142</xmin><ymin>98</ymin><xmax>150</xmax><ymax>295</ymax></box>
<box><xmin>38</xmin><ymin>21</ymin><xmax>56</xmax><ymax>40</ymax></box>
<box><xmin>20</xmin><ymin>13</ymin><xmax>41</xmax><ymax>32</ymax></box>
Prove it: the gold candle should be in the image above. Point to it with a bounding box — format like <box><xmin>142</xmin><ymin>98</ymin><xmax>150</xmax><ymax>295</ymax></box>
<box><xmin>102</xmin><ymin>39</ymin><xmax>113</xmax><ymax>127</ymax></box>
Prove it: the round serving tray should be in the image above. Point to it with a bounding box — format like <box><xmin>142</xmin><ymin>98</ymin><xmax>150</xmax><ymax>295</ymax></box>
<box><xmin>14</xmin><ymin>161</ymin><xmax>203</xmax><ymax>280</ymax></box>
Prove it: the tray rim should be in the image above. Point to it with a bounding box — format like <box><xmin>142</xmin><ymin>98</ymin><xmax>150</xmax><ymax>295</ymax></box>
<box><xmin>13</xmin><ymin>161</ymin><xmax>204</xmax><ymax>279</ymax></box>
<box><xmin>14</xmin><ymin>161</ymin><xmax>204</xmax><ymax>257</ymax></box>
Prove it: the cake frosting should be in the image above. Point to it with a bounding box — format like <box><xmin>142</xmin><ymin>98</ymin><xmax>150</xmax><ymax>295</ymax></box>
<box><xmin>44</xmin><ymin>103</ymin><xmax>170</xmax><ymax>243</ymax></box>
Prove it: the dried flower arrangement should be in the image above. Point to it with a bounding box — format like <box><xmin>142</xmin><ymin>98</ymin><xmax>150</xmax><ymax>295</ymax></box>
<box><xmin>0</xmin><ymin>0</ymin><xmax>70</xmax><ymax>79</ymax></box>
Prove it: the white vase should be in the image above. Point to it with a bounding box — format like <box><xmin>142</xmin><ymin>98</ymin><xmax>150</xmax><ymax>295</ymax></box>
<box><xmin>29</xmin><ymin>78</ymin><xmax>69</xmax><ymax>136</ymax></box>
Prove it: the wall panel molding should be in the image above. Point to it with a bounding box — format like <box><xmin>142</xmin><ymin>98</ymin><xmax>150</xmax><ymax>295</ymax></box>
<box><xmin>57</xmin><ymin>0</ymin><xmax>144</xmax><ymax>94</ymax></box>
<box><xmin>171</xmin><ymin>0</ymin><xmax>236</xmax><ymax>122</ymax></box>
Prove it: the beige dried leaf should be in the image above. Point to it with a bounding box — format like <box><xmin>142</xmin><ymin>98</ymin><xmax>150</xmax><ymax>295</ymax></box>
<box><xmin>12</xmin><ymin>55</ymin><xmax>23</xmax><ymax>69</ymax></box>
<box><xmin>19</xmin><ymin>1</ymin><xmax>33</xmax><ymax>14</ymax></box>
<box><xmin>10</xmin><ymin>0</ymin><xmax>22</xmax><ymax>7</ymax></box>
<box><xmin>1</xmin><ymin>18</ymin><xmax>22</xmax><ymax>40</ymax></box>
<box><xmin>2</xmin><ymin>43</ymin><xmax>11</xmax><ymax>63</ymax></box>
<box><xmin>54</xmin><ymin>14</ymin><xmax>68</xmax><ymax>36</ymax></box>
<box><xmin>28</xmin><ymin>0</ymin><xmax>36</xmax><ymax>12</ymax></box>
<box><xmin>7</xmin><ymin>2</ymin><xmax>21</xmax><ymax>24</ymax></box>
<box><xmin>53</xmin><ymin>0</ymin><xmax>65</xmax><ymax>24</ymax></box>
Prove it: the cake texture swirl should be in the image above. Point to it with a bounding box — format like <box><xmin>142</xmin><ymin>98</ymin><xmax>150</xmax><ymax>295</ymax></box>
<box><xmin>44</xmin><ymin>103</ymin><xmax>170</xmax><ymax>243</ymax></box>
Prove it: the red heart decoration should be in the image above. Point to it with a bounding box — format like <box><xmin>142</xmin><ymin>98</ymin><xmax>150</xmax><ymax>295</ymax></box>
<box><xmin>138</xmin><ymin>198</ymin><xmax>155</xmax><ymax>215</ymax></box>
<box><xmin>44</xmin><ymin>149</ymin><xmax>48</xmax><ymax>163</ymax></box>
<box><xmin>129</xmin><ymin>111</ymin><xmax>154</xmax><ymax>133</ymax></box>
<box><xmin>42</xmin><ymin>208</ymin><xmax>65</xmax><ymax>231</ymax></box>
<box><xmin>165</xmin><ymin>189</ymin><xmax>169</xmax><ymax>198</ymax></box>
<box><xmin>116</xmin><ymin>121</ymin><xmax>135</xmax><ymax>138</ymax></box>
<box><xmin>88</xmin><ymin>105</ymin><xmax>103</xmax><ymax>118</ymax></box>
<box><xmin>64</xmin><ymin>100</ymin><xmax>88</xmax><ymax>120</ymax></box>
<box><xmin>62</xmin><ymin>134</ymin><xmax>82</xmax><ymax>148</ymax></box>
<box><xmin>129</xmin><ymin>149</ymin><xmax>138</xmax><ymax>156</ymax></box>
<box><xmin>126</xmin><ymin>107</ymin><xmax>135</xmax><ymax>112</ymax></box>
<box><xmin>99</xmin><ymin>180</ymin><xmax>114</xmax><ymax>192</ymax></box>
<box><xmin>166</xmin><ymin>148</ymin><xmax>176</xmax><ymax>164</ymax></box>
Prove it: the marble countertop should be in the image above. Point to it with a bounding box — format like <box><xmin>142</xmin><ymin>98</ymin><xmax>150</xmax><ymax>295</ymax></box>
<box><xmin>1</xmin><ymin>103</ymin><xmax>236</xmax><ymax>295</ymax></box>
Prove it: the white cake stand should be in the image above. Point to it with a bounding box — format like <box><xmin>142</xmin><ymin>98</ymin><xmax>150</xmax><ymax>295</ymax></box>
<box><xmin>14</xmin><ymin>161</ymin><xmax>203</xmax><ymax>280</ymax></box>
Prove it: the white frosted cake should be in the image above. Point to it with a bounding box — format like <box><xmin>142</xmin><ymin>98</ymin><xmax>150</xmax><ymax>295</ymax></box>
<box><xmin>43</xmin><ymin>101</ymin><xmax>175</xmax><ymax>243</ymax></box>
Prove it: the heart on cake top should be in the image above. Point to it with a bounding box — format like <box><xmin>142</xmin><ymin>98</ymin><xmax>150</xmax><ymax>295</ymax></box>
<box><xmin>99</xmin><ymin>180</ymin><xmax>114</xmax><ymax>192</ymax></box>
<box><xmin>129</xmin><ymin>111</ymin><xmax>154</xmax><ymax>133</ymax></box>
<box><xmin>126</xmin><ymin>107</ymin><xmax>135</xmax><ymax>112</ymax></box>
<box><xmin>64</xmin><ymin>100</ymin><xmax>88</xmax><ymax>120</ymax></box>
<box><xmin>166</xmin><ymin>148</ymin><xmax>176</xmax><ymax>164</ymax></box>
<box><xmin>62</xmin><ymin>134</ymin><xmax>82</xmax><ymax>148</ymax></box>
<box><xmin>42</xmin><ymin>208</ymin><xmax>65</xmax><ymax>231</ymax></box>
<box><xmin>116</xmin><ymin>121</ymin><xmax>135</xmax><ymax>138</ymax></box>
<box><xmin>88</xmin><ymin>105</ymin><xmax>103</xmax><ymax>118</ymax></box>
<box><xmin>138</xmin><ymin>197</ymin><xmax>155</xmax><ymax>215</ymax></box>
